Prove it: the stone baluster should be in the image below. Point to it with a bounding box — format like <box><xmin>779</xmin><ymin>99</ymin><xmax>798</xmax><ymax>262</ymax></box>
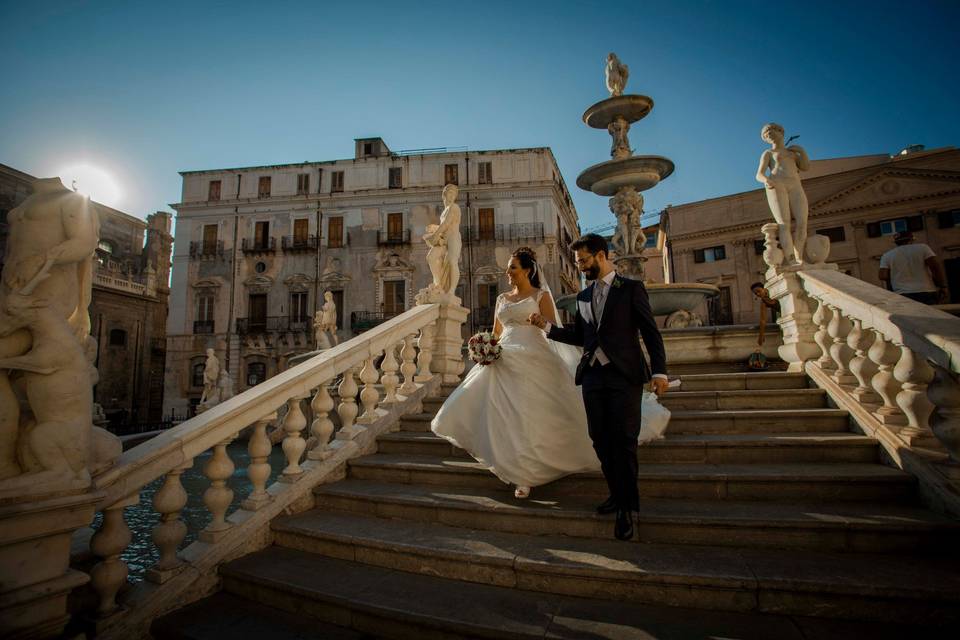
<box><xmin>89</xmin><ymin>494</ymin><xmax>138</xmax><ymax>616</ymax></box>
<box><xmin>846</xmin><ymin>320</ymin><xmax>880</xmax><ymax>406</ymax></box>
<box><xmin>147</xmin><ymin>460</ymin><xmax>193</xmax><ymax>584</ymax></box>
<box><xmin>380</xmin><ymin>343</ymin><xmax>400</xmax><ymax>404</ymax></box>
<box><xmin>281</xmin><ymin>395</ymin><xmax>308</xmax><ymax>480</ymax></box>
<box><xmin>928</xmin><ymin>364</ymin><xmax>960</xmax><ymax>461</ymax></box>
<box><xmin>893</xmin><ymin>346</ymin><xmax>939</xmax><ymax>448</ymax></box>
<box><xmin>812</xmin><ymin>298</ymin><xmax>836</xmax><ymax>370</ymax></box>
<box><xmin>399</xmin><ymin>333</ymin><xmax>418</xmax><ymax>395</ymax></box>
<box><xmin>337</xmin><ymin>366</ymin><xmax>362</xmax><ymax>439</ymax></box>
<box><xmin>357</xmin><ymin>356</ymin><xmax>381</xmax><ymax>424</ymax></box>
<box><xmin>308</xmin><ymin>381</ymin><xmax>335</xmax><ymax>461</ymax></box>
<box><xmin>199</xmin><ymin>438</ymin><xmax>235</xmax><ymax>542</ymax></box>
<box><xmin>869</xmin><ymin>333</ymin><xmax>906</xmax><ymax>427</ymax></box>
<box><xmin>827</xmin><ymin>305</ymin><xmax>855</xmax><ymax>386</ymax></box>
<box><xmin>415</xmin><ymin>324</ymin><xmax>435</xmax><ymax>383</ymax></box>
<box><xmin>242</xmin><ymin>414</ymin><xmax>276</xmax><ymax>510</ymax></box>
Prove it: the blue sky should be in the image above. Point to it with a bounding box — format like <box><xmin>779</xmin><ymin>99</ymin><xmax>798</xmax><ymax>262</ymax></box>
<box><xmin>1</xmin><ymin>0</ymin><xmax>957</xmax><ymax>231</ymax></box>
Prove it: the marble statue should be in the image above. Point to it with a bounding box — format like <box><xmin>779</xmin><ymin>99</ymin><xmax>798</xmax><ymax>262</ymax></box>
<box><xmin>0</xmin><ymin>177</ymin><xmax>120</xmax><ymax>490</ymax></box>
<box><xmin>313</xmin><ymin>311</ymin><xmax>331</xmax><ymax>349</ymax></box>
<box><xmin>320</xmin><ymin>291</ymin><xmax>339</xmax><ymax>345</ymax></box>
<box><xmin>218</xmin><ymin>370</ymin><xmax>235</xmax><ymax>402</ymax></box>
<box><xmin>198</xmin><ymin>348</ymin><xmax>221</xmax><ymax>408</ymax></box>
<box><xmin>609</xmin><ymin>187</ymin><xmax>645</xmax><ymax>257</ymax></box>
<box><xmin>608</xmin><ymin>115</ymin><xmax>631</xmax><ymax>160</ymax></box>
<box><xmin>605</xmin><ymin>52</ymin><xmax>629</xmax><ymax>97</ymax></box>
<box><xmin>417</xmin><ymin>184</ymin><xmax>462</xmax><ymax>304</ymax></box>
<box><xmin>756</xmin><ymin>123</ymin><xmax>811</xmax><ymax>265</ymax></box>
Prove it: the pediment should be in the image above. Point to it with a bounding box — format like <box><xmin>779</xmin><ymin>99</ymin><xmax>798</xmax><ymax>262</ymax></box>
<box><xmin>192</xmin><ymin>278</ymin><xmax>222</xmax><ymax>290</ymax></box>
<box><xmin>373</xmin><ymin>253</ymin><xmax>414</xmax><ymax>273</ymax></box>
<box><xmin>283</xmin><ymin>272</ymin><xmax>314</xmax><ymax>291</ymax></box>
<box><xmin>810</xmin><ymin>168</ymin><xmax>960</xmax><ymax>216</ymax></box>
<box><xmin>243</xmin><ymin>274</ymin><xmax>274</xmax><ymax>293</ymax></box>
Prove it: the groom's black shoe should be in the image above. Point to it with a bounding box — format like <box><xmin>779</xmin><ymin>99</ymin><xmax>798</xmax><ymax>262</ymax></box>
<box><xmin>596</xmin><ymin>496</ymin><xmax>618</xmax><ymax>515</ymax></box>
<box><xmin>614</xmin><ymin>509</ymin><xmax>634</xmax><ymax>541</ymax></box>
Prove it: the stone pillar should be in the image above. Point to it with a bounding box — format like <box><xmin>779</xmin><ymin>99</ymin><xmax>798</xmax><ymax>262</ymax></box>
<box><xmin>766</xmin><ymin>270</ymin><xmax>820</xmax><ymax>372</ymax></box>
<box><xmin>430</xmin><ymin>303</ymin><xmax>469</xmax><ymax>384</ymax></box>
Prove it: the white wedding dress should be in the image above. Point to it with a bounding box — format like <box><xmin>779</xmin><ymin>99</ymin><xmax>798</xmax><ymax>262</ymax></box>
<box><xmin>431</xmin><ymin>292</ymin><xmax>602</xmax><ymax>488</ymax></box>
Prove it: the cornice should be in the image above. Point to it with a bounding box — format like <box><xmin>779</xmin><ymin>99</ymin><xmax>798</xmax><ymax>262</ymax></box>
<box><xmin>810</xmin><ymin>167</ymin><xmax>960</xmax><ymax>215</ymax></box>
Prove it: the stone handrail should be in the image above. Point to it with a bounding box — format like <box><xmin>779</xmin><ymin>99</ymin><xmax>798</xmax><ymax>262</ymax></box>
<box><xmin>82</xmin><ymin>301</ymin><xmax>467</xmax><ymax>638</ymax></box>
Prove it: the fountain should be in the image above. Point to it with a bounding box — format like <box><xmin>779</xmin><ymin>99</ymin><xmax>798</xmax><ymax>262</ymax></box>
<box><xmin>562</xmin><ymin>53</ymin><xmax>718</xmax><ymax>327</ymax></box>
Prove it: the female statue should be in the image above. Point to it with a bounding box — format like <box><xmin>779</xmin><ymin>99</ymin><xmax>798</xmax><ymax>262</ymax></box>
<box><xmin>756</xmin><ymin>123</ymin><xmax>811</xmax><ymax>265</ymax></box>
<box><xmin>423</xmin><ymin>184</ymin><xmax>462</xmax><ymax>296</ymax></box>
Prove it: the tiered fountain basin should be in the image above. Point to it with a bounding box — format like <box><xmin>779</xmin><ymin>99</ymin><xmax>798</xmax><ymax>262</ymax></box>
<box><xmin>556</xmin><ymin>282</ymin><xmax>718</xmax><ymax>318</ymax></box>
<box><xmin>576</xmin><ymin>156</ymin><xmax>675</xmax><ymax>196</ymax></box>
<box><xmin>582</xmin><ymin>95</ymin><xmax>654</xmax><ymax>128</ymax></box>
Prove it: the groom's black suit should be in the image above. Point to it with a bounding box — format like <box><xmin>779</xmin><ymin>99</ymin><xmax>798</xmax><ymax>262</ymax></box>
<box><xmin>547</xmin><ymin>274</ymin><xmax>667</xmax><ymax>512</ymax></box>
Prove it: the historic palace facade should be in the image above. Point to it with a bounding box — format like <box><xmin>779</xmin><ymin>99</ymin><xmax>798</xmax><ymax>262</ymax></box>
<box><xmin>164</xmin><ymin>137</ymin><xmax>581</xmax><ymax>416</ymax></box>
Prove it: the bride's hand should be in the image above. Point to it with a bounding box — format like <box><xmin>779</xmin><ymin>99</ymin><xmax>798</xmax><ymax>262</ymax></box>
<box><xmin>528</xmin><ymin>313</ymin><xmax>546</xmax><ymax>329</ymax></box>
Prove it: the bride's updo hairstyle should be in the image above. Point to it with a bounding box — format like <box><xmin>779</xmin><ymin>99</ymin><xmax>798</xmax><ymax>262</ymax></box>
<box><xmin>512</xmin><ymin>246</ymin><xmax>541</xmax><ymax>288</ymax></box>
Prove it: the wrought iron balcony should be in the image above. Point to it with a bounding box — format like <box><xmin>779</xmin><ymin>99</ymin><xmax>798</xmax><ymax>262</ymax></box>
<box><xmin>460</xmin><ymin>225</ymin><xmax>505</xmax><ymax>243</ymax></box>
<box><xmin>377</xmin><ymin>229</ymin><xmax>411</xmax><ymax>246</ymax></box>
<box><xmin>189</xmin><ymin>240</ymin><xmax>224</xmax><ymax>259</ymax></box>
<box><xmin>235</xmin><ymin>316</ymin><xmax>311</xmax><ymax>335</ymax></box>
<box><xmin>351</xmin><ymin>310</ymin><xmax>400</xmax><ymax>333</ymax></box>
<box><xmin>241</xmin><ymin>237</ymin><xmax>276</xmax><ymax>254</ymax></box>
<box><xmin>281</xmin><ymin>235</ymin><xmax>319</xmax><ymax>252</ymax></box>
<box><xmin>193</xmin><ymin>320</ymin><xmax>215</xmax><ymax>335</ymax></box>
<box><xmin>458</xmin><ymin>223</ymin><xmax>544</xmax><ymax>243</ymax></box>
<box><xmin>508</xmin><ymin>222</ymin><xmax>544</xmax><ymax>242</ymax></box>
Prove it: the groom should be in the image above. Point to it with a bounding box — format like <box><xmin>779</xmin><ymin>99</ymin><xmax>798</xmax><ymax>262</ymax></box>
<box><xmin>530</xmin><ymin>234</ymin><xmax>668</xmax><ymax>541</ymax></box>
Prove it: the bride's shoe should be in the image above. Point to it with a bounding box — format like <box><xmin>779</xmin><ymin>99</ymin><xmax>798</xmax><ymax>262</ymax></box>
<box><xmin>514</xmin><ymin>486</ymin><xmax>531</xmax><ymax>499</ymax></box>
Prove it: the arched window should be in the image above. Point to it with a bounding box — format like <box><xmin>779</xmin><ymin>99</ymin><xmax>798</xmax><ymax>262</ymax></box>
<box><xmin>192</xmin><ymin>362</ymin><xmax>205</xmax><ymax>388</ymax></box>
<box><xmin>247</xmin><ymin>362</ymin><xmax>266</xmax><ymax>387</ymax></box>
<box><xmin>109</xmin><ymin>328</ymin><xmax>127</xmax><ymax>347</ymax></box>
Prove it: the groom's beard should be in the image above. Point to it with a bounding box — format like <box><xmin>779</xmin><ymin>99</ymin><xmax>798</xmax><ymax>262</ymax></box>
<box><xmin>582</xmin><ymin>265</ymin><xmax>600</xmax><ymax>281</ymax></box>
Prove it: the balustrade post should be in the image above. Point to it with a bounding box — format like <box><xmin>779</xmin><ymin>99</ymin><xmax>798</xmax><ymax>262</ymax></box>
<box><xmin>89</xmin><ymin>493</ymin><xmax>138</xmax><ymax>616</ymax></box>
<box><xmin>893</xmin><ymin>346</ymin><xmax>939</xmax><ymax>448</ymax></box>
<box><xmin>766</xmin><ymin>271</ymin><xmax>820</xmax><ymax>372</ymax></box>
<box><xmin>337</xmin><ymin>365</ymin><xmax>363</xmax><ymax>439</ymax></box>
<box><xmin>812</xmin><ymin>298</ymin><xmax>836</xmax><ymax>370</ymax></box>
<box><xmin>308</xmin><ymin>382</ymin><xmax>335</xmax><ymax>461</ymax></box>
<box><xmin>380</xmin><ymin>343</ymin><xmax>400</xmax><ymax>403</ymax></box>
<box><xmin>242</xmin><ymin>414</ymin><xmax>276</xmax><ymax>510</ymax></box>
<box><xmin>928</xmin><ymin>364</ymin><xmax>960</xmax><ymax>462</ymax></box>
<box><xmin>430</xmin><ymin>305</ymin><xmax>469</xmax><ymax>383</ymax></box>
<box><xmin>869</xmin><ymin>334</ymin><xmax>906</xmax><ymax>427</ymax></box>
<box><xmin>146</xmin><ymin>460</ymin><xmax>193</xmax><ymax>584</ymax></box>
<box><xmin>827</xmin><ymin>306</ymin><xmax>856</xmax><ymax>386</ymax></box>
<box><xmin>357</xmin><ymin>356</ymin><xmax>381</xmax><ymax>423</ymax></box>
<box><xmin>846</xmin><ymin>320</ymin><xmax>880</xmax><ymax>406</ymax></box>
<box><xmin>280</xmin><ymin>395</ymin><xmax>309</xmax><ymax>481</ymax></box>
<box><xmin>199</xmin><ymin>437</ymin><xmax>235</xmax><ymax>542</ymax></box>
<box><xmin>399</xmin><ymin>333</ymin><xmax>418</xmax><ymax>395</ymax></box>
<box><xmin>415</xmin><ymin>324</ymin><xmax>435</xmax><ymax>383</ymax></box>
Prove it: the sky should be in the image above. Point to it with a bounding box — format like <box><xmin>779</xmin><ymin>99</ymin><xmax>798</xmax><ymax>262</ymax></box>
<box><xmin>1</xmin><ymin>0</ymin><xmax>958</xmax><ymax>232</ymax></box>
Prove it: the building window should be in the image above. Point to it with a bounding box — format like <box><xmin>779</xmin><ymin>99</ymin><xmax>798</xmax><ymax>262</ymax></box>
<box><xmin>754</xmin><ymin>239</ymin><xmax>766</xmax><ymax>255</ymax></box>
<box><xmin>478</xmin><ymin>208</ymin><xmax>495</xmax><ymax>240</ymax></box>
<box><xmin>816</xmin><ymin>226</ymin><xmax>846</xmax><ymax>243</ymax></box>
<box><xmin>290</xmin><ymin>292</ymin><xmax>308</xmax><ymax>323</ymax></box>
<box><xmin>195</xmin><ymin>294</ymin><xmax>214</xmax><ymax>333</ymax></box>
<box><xmin>478</xmin><ymin>162</ymin><xmax>492</xmax><ymax>185</ymax></box>
<box><xmin>330</xmin><ymin>290</ymin><xmax>344</xmax><ymax>329</ymax></box>
<box><xmin>444</xmin><ymin>164</ymin><xmax>459</xmax><ymax>185</ymax></box>
<box><xmin>248</xmin><ymin>294</ymin><xmax>267</xmax><ymax>331</ymax></box>
<box><xmin>203</xmin><ymin>224</ymin><xmax>218</xmax><ymax>254</ymax></box>
<box><xmin>297</xmin><ymin>173</ymin><xmax>310</xmax><ymax>195</ymax></box>
<box><xmin>867</xmin><ymin>215</ymin><xmax>923</xmax><ymax>238</ymax></box>
<box><xmin>645</xmin><ymin>231</ymin><xmax>658</xmax><ymax>248</ymax></box>
<box><xmin>363</xmin><ymin>142</ymin><xmax>373</xmax><ymax>156</ymax></box>
<box><xmin>208</xmin><ymin>180</ymin><xmax>221</xmax><ymax>201</ymax></box>
<box><xmin>293</xmin><ymin>218</ymin><xmax>309</xmax><ymax>243</ymax></box>
<box><xmin>254</xmin><ymin>261</ymin><xmax>267</xmax><ymax>273</ymax></box>
<box><xmin>247</xmin><ymin>362</ymin><xmax>266</xmax><ymax>387</ymax></box>
<box><xmin>327</xmin><ymin>216</ymin><xmax>344</xmax><ymax>248</ymax></box>
<box><xmin>386</xmin><ymin>213</ymin><xmax>404</xmax><ymax>242</ymax></box>
<box><xmin>388</xmin><ymin>167</ymin><xmax>402</xmax><ymax>189</ymax></box>
<box><xmin>938</xmin><ymin>210</ymin><xmax>960</xmax><ymax>229</ymax></box>
<box><xmin>254</xmin><ymin>221</ymin><xmax>270</xmax><ymax>250</ymax></box>
<box><xmin>109</xmin><ymin>328</ymin><xmax>127</xmax><ymax>347</ymax></box>
<box><xmin>98</xmin><ymin>239</ymin><xmax>114</xmax><ymax>254</ymax></box>
<box><xmin>258</xmin><ymin>176</ymin><xmax>271</xmax><ymax>198</ymax></box>
<box><xmin>693</xmin><ymin>245</ymin><xmax>726</xmax><ymax>263</ymax></box>
<box><xmin>383</xmin><ymin>280</ymin><xmax>405</xmax><ymax>315</ymax></box>
<box><xmin>192</xmin><ymin>362</ymin><xmax>205</xmax><ymax>388</ymax></box>
<box><xmin>331</xmin><ymin>171</ymin><xmax>344</xmax><ymax>193</ymax></box>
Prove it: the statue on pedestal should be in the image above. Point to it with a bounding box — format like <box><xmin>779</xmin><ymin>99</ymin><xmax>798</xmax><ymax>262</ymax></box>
<box><xmin>608</xmin><ymin>115</ymin><xmax>631</xmax><ymax>160</ymax></box>
<box><xmin>605</xmin><ymin>52</ymin><xmax>629</xmax><ymax>97</ymax></box>
<box><xmin>756</xmin><ymin>123</ymin><xmax>811</xmax><ymax>265</ymax></box>
<box><xmin>313</xmin><ymin>291</ymin><xmax>339</xmax><ymax>348</ymax></box>
<box><xmin>609</xmin><ymin>187</ymin><xmax>645</xmax><ymax>258</ymax></box>
<box><xmin>416</xmin><ymin>184</ymin><xmax>462</xmax><ymax>305</ymax></box>
<box><xmin>198</xmin><ymin>348</ymin><xmax>221</xmax><ymax>410</ymax></box>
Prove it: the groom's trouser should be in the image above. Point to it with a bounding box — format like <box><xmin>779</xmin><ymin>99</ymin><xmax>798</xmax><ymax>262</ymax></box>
<box><xmin>581</xmin><ymin>362</ymin><xmax>643</xmax><ymax>512</ymax></box>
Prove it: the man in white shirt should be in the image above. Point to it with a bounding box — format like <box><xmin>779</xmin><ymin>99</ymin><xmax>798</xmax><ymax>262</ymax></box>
<box><xmin>879</xmin><ymin>231</ymin><xmax>948</xmax><ymax>305</ymax></box>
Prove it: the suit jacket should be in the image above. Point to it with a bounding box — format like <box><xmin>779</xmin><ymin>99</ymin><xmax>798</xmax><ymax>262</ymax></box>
<box><xmin>548</xmin><ymin>274</ymin><xmax>667</xmax><ymax>386</ymax></box>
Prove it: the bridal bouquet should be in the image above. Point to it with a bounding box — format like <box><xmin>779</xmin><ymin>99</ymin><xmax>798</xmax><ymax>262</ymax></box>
<box><xmin>467</xmin><ymin>331</ymin><xmax>502</xmax><ymax>366</ymax></box>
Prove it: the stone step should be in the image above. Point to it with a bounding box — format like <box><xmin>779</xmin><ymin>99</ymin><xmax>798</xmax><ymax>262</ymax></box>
<box><xmin>346</xmin><ymin>454</ymin><xmax>912</xmax><ymax>502</ymax></box>
<box><xmin>312</xmin><ymin>480</ymin><xmax>952</xmax><ymax>553</ymax></box>
<box><xmin>378</xmin><ymin>430</ymin><xmax>880</xmax><ymax>464</ymax></box>
<box><xmin>220</xmin><ymin>547</ymin><xmax>959</xmax><ymax>634</ymax></box>
<box><xmin>677</xmin><ymin>371</ymin><xmax>810</xmax><ymax>392</ymax></box>
<box><xmin>661</xmin><ymin>388</ymin><xmax>827</xmax><ymax>411</ymax></box>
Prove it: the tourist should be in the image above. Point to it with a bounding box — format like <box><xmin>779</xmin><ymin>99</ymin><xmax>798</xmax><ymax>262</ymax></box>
<box><xmin>878</xmin><ymin>231</ymin><xmax>948</xmax><ymax>304</ymax></box>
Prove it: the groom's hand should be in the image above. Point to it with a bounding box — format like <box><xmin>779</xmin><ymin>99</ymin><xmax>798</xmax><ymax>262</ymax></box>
<box><xmin>650</xmin><ymin>377</ymin><xmax>669</xmax><ymax>397</ymax></box>
<box><xmin>528</xmin><ymin>313</ymin><xmax>546</xmax><ymax>329</ymax></box>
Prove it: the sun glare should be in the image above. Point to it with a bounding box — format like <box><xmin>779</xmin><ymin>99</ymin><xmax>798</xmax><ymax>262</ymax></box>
<box><xmin>57</xmin><ymin>163</ymin><xmax>122</xmax><ymax>208</ymax></box>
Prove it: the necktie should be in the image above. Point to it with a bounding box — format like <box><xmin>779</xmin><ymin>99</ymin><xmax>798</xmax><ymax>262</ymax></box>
<box><xmin>593</xmin><ymin>280</ymin><xmax>606</xmax><ymax>323</ymax></box>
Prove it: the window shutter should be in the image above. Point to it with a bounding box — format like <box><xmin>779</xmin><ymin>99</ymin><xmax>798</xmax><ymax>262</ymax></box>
<box><xmin>939</xmin><ymin>211</ymin><xmax>953</xmax><ymax>229</ymax></box>
<box><xmin>866</xmin><ymin>222</ymin><xmax>881</xmax><ymax>238</ymax></box>
<box><xmin>715</xmin><ymin>246</ymin><xmax>726</xmax><ymax>260</ymax></box>
<box><xmin>907</xmin><ymin>215</ymin><xmax>924</xmax><ymax>231</ymax></box>
<box><xmin>694</xmin><ymin>249</ymin><xmax>705</xmax><ymax>263</ymax></box>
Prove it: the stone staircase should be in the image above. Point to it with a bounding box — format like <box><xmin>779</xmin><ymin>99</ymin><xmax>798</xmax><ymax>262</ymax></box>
<box><xmin>154</xmin><ymin>371</ymin><xmax>960</xmax><ymax>639</ymax></box>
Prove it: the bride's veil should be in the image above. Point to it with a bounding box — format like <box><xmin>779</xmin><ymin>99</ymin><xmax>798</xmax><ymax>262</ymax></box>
<box><xmin>535</xmin><ymin>262</ymin><xmax>583</xmax><ymax>380</ymax></box>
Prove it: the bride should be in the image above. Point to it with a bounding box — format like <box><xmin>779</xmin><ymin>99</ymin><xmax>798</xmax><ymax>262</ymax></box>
<box><xmin>431</xmin><ymin>247</ymin><xmax>601</xmax><ymax>499</ymax></box>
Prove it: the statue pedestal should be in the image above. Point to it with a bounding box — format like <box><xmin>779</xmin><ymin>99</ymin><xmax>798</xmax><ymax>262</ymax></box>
<box><xmin>0</xmin><ymin>489</ymin><xmax>101</xmax><ymax>639</ymax></box>
<box><xmin>614</xmin><ymin>254</ymin><xmax>647</xmax><ymax>279</ymax></box>
<box><xmin>429</xmin><ymin>303</ymin><xmax>468</xmax><ymax>384</ymax></box>
<box><xmin>767</xmin><ymin>269</ymin><xmax>824</xmax><ymax>372</ymax></box>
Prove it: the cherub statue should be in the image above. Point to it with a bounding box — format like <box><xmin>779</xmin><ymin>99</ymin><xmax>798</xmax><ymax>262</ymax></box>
<box><xmin>608</xmin><ymin>115</ymin><xmax>631</xmax><ymax>159</ymax></box>
<box><xmin>756</xmin><ymin>123</ymin><xmax>811</xmax><ymax>265</ymax></box>
<box><xmin>609</xmin><ymin>187</ymin><xmax>645</xmax><ymax>257</ymax></box>
<box><xmin>605</xmin><ymin>52</ymin><xmax>629</xmax><ymax>97</ymax></box>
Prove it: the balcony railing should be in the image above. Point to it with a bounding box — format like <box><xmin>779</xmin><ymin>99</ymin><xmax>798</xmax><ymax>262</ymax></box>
<box><xmin>281</xmin><ymin>235</ymin><xmax>319</xmax><ymax>252</ymax></box>
<box><xmin>193</xmin><ymin>320</ymin><xmax>215</xmax><ymax>335</ymax></box>
<box><xmin>241</xmin><ymin>237</ymin><xmax>276</xmax><ymax>254</ymax></box>
<box><xmin>458</xmin><ymin>223</ymin><xmax>544</xmax><ymax>243</ymax></box>
<box><xmin>189</xmin><ymin>240</ymin><xmax>224</xmax><ymax>259</ymax></box>
<box><xmin>235</xmin><ymin>316</ymin><xmax>312</xmax><ymax>335</ymax></box>
<box><xmin>377</xmin><ymin>230</ymin><xmax>411</xmax><ymax>246</ymax></box>
<box><xmin>508</xmin><ymin>222</ymin><xmax>544</xmax><ymax>242</ymax></box>
<box><xmin>351</xmin><ymin>310</ymin><xmax>400</xmax><ymax>333</ymax></box>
